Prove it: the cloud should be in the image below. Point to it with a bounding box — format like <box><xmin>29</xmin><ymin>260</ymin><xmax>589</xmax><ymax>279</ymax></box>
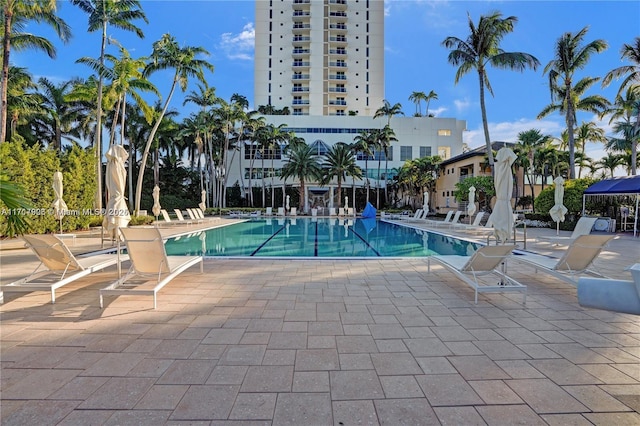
<box><xmin>463</xmin><ymin>118</ymin><xmax>563</xmax><ymax>148</ymax></box>
<box><xmin>218</xmin><ymin>22</ymin><xmax>255</xmax><ymax>61</ymax></box>
<box><xmin>453</xmin><ymin>98</ymin><xmax>471</xmax><ymax>113</ymax></box>
<box><xmin>429</xmin><ymin>106</ymin><xmax>447</xmax><ymax>117</ymax></box>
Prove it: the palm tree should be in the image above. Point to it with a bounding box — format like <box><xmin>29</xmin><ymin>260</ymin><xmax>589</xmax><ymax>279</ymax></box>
<box><xmin>596</xmin><ymin>152</ymin><xmax>624</xmax><ymax>178</ymax></box>
<box><xmin>515</xmin><ymin>129</ymin><xmax>550</xmax><ymax>208</ymax></box>
<box><xmin>574</xmin><ymin>121</ymin><xmax>606</xmax><ymax>178</ymax></box>
<box><xmin>72</xmin><ymin>0</ymin><xmax>146</xmax><ymax>212</ymax></box>
<box><xmin>537</xmin><ymin>27</ymin><xmax>608</xmax><ymax>179</ymax></box>
<box><xmin>280</xmin><ymin>143</ymin><xmax>322</xmax><ymax>213</ymax></box>
<box><xmin>322</xmin><ymin>142</ymin><xmax>361</xmax><ymax>208</ymax></box>
<box><xmin>603</xmin><ymin>38</ymin><xmax>640</xmax><ymax>174</ymax></box>
<box><xmin>442</xmin><ymin>11</ymin><xmax>540</xmax><ymax>168</ymax></box>
<box><xmin>1</xmin><ymin>0</ymin><xmax>71</xmax><ymax>144</ymax></box>
<box><xmin>374</xmin><ymin>100</ymin><xmax>403</xmax><ymax>206</ymax></box>
<box><xmin>31</xmin><ymin>77</ymin><xmax>85</xmax><ymax>151</ymax></box>
<box><xmin>134</xmin><ymin>34</ymin><xmax>213</xmax><ymax>214</ymax></box>
<box><xmin>425</xmin><ymin>90</ymin><xmax>439</xmax><ymax>117</ymax></box>
<box><xmin>5</xmin><ymin>66</ymin><xmax>42</xmax><ymax>142</ymax></box>
<box><xmin>352</xmin><ymin>129</ymin><xmax>375</xmax><ymax>204</ymax></box>
<box><xmin>408</xmin><ymin>91</ymin><xmax>426</xmax><ymax>116</ymax></box>
<box><xmin>256</xmin><ymin>123</ymin><xmax>288</xmax><ymax>207</ymax></box>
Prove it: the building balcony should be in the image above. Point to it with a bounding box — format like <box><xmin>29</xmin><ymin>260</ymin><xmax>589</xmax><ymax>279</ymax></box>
<box><xmin>328</xmin><ymin>100</ymin><xmax>347</xmax><ymax>106</ymax></box>
<box><xmin>292</xmin><ymin>0</ymin><xmax>310</xmax><ymax>6</ymax></box>
<box><xmin>328</xmin><ymin>87</ymin><xmax>347</xmax><ymax>93</ymax></box>
<box><xmin>292</xmin><ymin>100</ymin><xmax>310</xmax><ymax>105</ymax></box>
<box><xmin>329</xmin><ymin>49</ymin><xmax>347</xmax><ymax>55</ymax></box>
<box><xmin>329</xmin><ymin>23</ymin><xmax>347</xmax><ymax>31</ymax></box>
<box><xmin>292</xmin><ymin>61</ymin><xmax>311</xmax><ymax>68</ymax></box>
<box><xmin>292</xmin><ymin>36</ymin><xmax>311</xmax><ymax>44</ymax></box>
<box><xmin>329</xmin><ymin>11</ymin><xmax>347</xmax><ymax>17</ymax></box>
<box><xmin>292</xmin><ymin>74</ymin><xmax>310</xmax><ymax>80</ymax></box>
<box><xmin>328</xmin><ymin>74</ymin><xmax>347</xmax><ymax>80</ymax></box>
<box><xmin>328</xmin><ymin>61</ymin><xmax>347</xmax><ymax>68</ymax></box>
<box><xmin>292</xmin><ymin>11</ymin><xmax>311</xmax><ymax>18</ymax></box>
<box><xmin>328</xmin><ymin>0</ymin><xmax>347</xmax><ymax>8</ymax></box>
<box><xmin>292</xmin><ymin>87</ymin><xmax>310</xmax><ymax>92</ymax></box>
<box><xmin>328</xmin><ymin>36</ymin><xmax>347</xmax><ymax>44</ymax></box>
<box><xmin>292</xmin><ymin>48</ymin><xmax>311</xmax><ymax>56</ymax></box>
<box><xmin>292</xmin><ymin>23</ymin><xmax>311</xmax><ymax>31</ymax></box>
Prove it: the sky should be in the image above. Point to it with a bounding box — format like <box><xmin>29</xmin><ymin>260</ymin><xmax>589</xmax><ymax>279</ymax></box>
<box><xmin>13</xmin><ymin>0</ymin><xmax>640</xmax><ymax>174</ymax></box>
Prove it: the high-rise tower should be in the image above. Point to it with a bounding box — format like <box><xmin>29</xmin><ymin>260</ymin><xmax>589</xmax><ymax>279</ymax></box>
<box><xmin>254</xmin><ymin>0</ymin><xmax>384</xmax><ymax>117</ymax></box>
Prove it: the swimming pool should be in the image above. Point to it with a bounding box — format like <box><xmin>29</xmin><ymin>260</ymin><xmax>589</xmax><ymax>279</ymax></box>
<box><xmin>164</xmin><ymin>218</ymin><xmax>480</xmax><ymax>258</ymax></box>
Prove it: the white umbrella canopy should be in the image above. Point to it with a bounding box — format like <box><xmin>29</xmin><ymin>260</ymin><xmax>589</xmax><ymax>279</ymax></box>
<box><xmin>286</xmin><ymin>194</ymin><xmax>290</xmax><ymax>211</ymax></box>
<box><xmin>549</xmin><ymin>176</ymin><xmax>568</xmax><ymax>235</ymax></box>
<box><xmin>51</xmin><ymin>171</ymin><xmax>68</xmax><ymax>234</ymax></box>
<box><xmin>152</xmin><ymin>185</ymin><xmax>161</xmax><ymax>218</ymax></box>
<box><xmin>467</xmin><ymin>186</ymin><xmax>477</xmax><ymax>220</ymax></box>
<box><xmin>424</xmin><ymin>191</ymin><xmax>429</xmax><ymax>213</ymax></box>
<box><xmin>103</xmin><ymin>145</ymin><xmax>131</xmax><ymax>239</ymax></box>
<box><xmin>199</xmin><ymin>189</ymin><xmax>206</xmax><ymax>212</ymax></box>
<box><xmin>488</xmin><ymin>147</ymin><xmax>517</xmax><ymax>243</ymax></box>
<box><xmin>345</xmin><ymin>196</ymin><xmax>349</xmax><ymax>209</ymax></box>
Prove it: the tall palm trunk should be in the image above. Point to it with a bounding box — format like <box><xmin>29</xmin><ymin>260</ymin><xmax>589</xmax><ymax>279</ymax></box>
<box><xmin>478</xmin><ymin>69</ymin><xmax>495</xmax><ymax>168</ymax></box>
<box><xmin>134</xmin><ymin>75</ymin><xmax>178</xmax><ymax>214</ymax></box>
<box><xmin>95</xmin><ymin>19</ymin><xmax>107</xmax><ymax>211</ymax></box>
<box><xmin>0</xmin><ymin>7</ymin><xmax>12</xmax><ymax>144</ymax></box>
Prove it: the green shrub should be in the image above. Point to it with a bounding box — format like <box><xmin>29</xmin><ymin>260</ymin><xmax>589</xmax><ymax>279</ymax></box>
<box><xmin>534</xmin><ymin>178</ymin><xmax>597</xmax><ymax>216</ymax></box>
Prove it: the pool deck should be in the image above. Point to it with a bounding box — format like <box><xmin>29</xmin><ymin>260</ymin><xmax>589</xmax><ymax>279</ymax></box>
<box><xmin>1</xmin><ymin>217</ymin><xmax>639</xmax><ymax>425</ymax></box>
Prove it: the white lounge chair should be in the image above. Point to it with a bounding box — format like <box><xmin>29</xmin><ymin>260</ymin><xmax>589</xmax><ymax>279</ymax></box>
<box><xmin>512</xmin><ymin>234</ymin><xmax>616</xmax><ymax>286</ymax></box>
<box><xmin>266</xmin><ymin>207</ymin><xmax>273</xmax><ymax>216</ymax></box>
<box><xmin>347</xmin><ymin>207</ymin><xmax>354</xmax><ymax>216</ymax></box>
<box><xmin>407</xmin><ymin>209</ymin><xmax>425</xmax><ymax>222</ymax></box>
<box><xmin>290</xmin><ymin>207</ymin><xmax>297</xmax><ymax>216</ymax></box>
<box><xmin>338</xmin><ymin>207</ymin><xmax>345</xmax><ymax>216</ymax></box>
<box><xmin>455</xmin><ymin>212</ymin><xmax>485</xmax><ymax>230</ymax></box>
<box><xmin>537</xmin><ymin>216</ymin><xmax>599</xmax><ymax>245</ymax></box>
<box><xmin>428</xmin><ymin>244</ymin><xmax>526</xmax><ymax>304</ymax></box>
<box><xmin>435</xmin><ymin>210</ymin><xmax>463</xmax><ymax>227</ymax></box>
<box><xmin>195</xmin><ymin>208</ymin><xmax>220</xmax><ymax>223</ymax></box>
<box><xmin>1</xmin><ymin>234</ymin><xmax>128</xmax><ymax>304</ymax></box>
<box><xmin>100</xmin><ymin>227</ymin><xmax>203</xmax><ymax>309</ymax></box>
<box><xmin>186</xmin><ymin>208</ymin><xmax>205</xmax><ymax>224</ymax></box>
<box><xmin>158</xmin><ymin>209</ymin><xmax>182</xmax><ymax>226</ymax></box>
<box><xmin>173</xmin><ymin>209</ymin><xmax>193</xmax><ymax>226</ymax></box>
<box><xmin>577</xmin><ymin>263</ymin><xmax>640</xmax><ymax>315</ymax></box>
<box><xmin>277</xmin><ymin>207</ymin><xmax>285</xmax><ymax>217</ymax></box>
<box><xmin>422</xmin><ymin>210</ymin><xmax>454</xmax><ymax>226</ymax></box>
<box><xmin>329</xmin><ymin>207</ymin><xmax>337</xmax><ymax>216</ymax></box>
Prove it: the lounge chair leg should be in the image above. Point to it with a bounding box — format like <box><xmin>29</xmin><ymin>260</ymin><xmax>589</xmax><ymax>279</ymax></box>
<box><xmin>51</xmin><ymin>289</ymin><xmax>56</xmax><ymax>304</ymax></box>
<box><xmin>100</xmin><ymin>294</ymin><xmax>104</xmax><ymax>309</ymax></box>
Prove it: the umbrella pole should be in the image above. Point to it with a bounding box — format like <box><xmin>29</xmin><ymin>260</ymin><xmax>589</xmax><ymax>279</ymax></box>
<box><xmin>116</xmin><ymin>226</ymin><xmax>121</xmax><ymax>278</ymax></box>
<box><xmin>557</xmin><ymin>221</ymin><xmax>560</xmax><ymax>236</ymax></box>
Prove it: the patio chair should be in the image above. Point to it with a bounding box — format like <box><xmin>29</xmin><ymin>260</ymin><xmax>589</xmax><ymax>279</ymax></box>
<box><xmin>277</xmin><ymin>207</ymin><xmax>285</xmax><ymax>217</ymax></box>
<box><xmin>427</xmin><ymin>244</ymin><xmax>526</xmax><ymax>304</ymax></box>
<box><xmin>512</xmin><ymin>234</ymin><xmax>616</xmax><ymax>286</ymax></box>
<box><xmin>329</xmin><ymin>207</ymin><xmax>337</xmax><ymax>216</ymax></box>
<box><xmin>422</xmin><ymin>210</ymin><xmax>454</xmax><ymax>226</ymax></box>
<box><xmin>159</xmin><ymin>209</ymin><xmax>182</xmax><ymax>226</ymax></box>
<box><xmin>455</xmin><ymin>212</ymin><xmax>485</xmax><ymax>230</ymax></box>
<box><xmin>1</xmin><ymin>234</ymin><xmax>129</xmax><ymax>304</ymax></box>
<box><xmin>266</xmin><ymin>207</ymin><xmax>273</xmax><ymax>216</ymax></box>
<box><xmin>434</xmin><ymin>210</ymin><xmax>463</xmax><ymax>228</ymax></box>
<box><xmin>407</xmin><ymin>209</ymin><xmax>425</xmax><ymax>222</ymax></box>
<box><xmin>290</xmin><ymin>207</ymin><xmax>297</xmax><ymax>216</ymax></box>
<box><xmin>186</xmin><ymin>208</ymin><xmax>205</xmax><ymax>224</ymax></box>
<box><xmin>577</xmin><ymin>263</ymin><xmax>640</xmax><ymax>315</ymax></box>
<box><xmin>195</xmin><ymin>208</ymin><xmax>220</xmax><ymax>223</ymax></box>
<box><xmin>347</xmin><ymin>208</ymin><xmax>354</xmax><ymax>216</ymax></box>
<box><xmin>100</xmin><ymin>227</ymin><xmax>203</xmax><ymax>309</ymax></box>
<box><xmin>338</xmin><ymin>207</ymin><xmax>345</xmax><ymax>216</ymax></box>
<box><xmin>173</xmin><ymin>209</ymin><xmax>193</xmax><ymax>226</ymax></box>
<box><xmin>537</xmin><ymin>216</ymin><xmax>599</xmax><ymax>245</ymax></box>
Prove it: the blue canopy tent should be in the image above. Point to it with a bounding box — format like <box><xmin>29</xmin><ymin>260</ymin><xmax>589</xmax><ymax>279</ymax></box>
<box><xmin>583</xmin><ymin>175</ymin><xmax>640</xmax><ymax>237</ymax></box>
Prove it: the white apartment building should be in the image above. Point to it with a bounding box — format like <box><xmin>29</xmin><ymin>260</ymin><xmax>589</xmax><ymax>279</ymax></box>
<box><xmin>254</xmin><ymin>0</ymin><xmax>384</xmax><ymax>116</ymax></box>
<box><xmin>224</xmin><ymin>0</ymin><xmax>466</xmax><ymax>212</ymax></box>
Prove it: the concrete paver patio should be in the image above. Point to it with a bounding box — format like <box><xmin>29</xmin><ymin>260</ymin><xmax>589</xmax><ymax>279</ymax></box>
<box><xmin>1</xmin><ymin>218</ymin><xmax>639</xmax><ymax>425</ymax></box>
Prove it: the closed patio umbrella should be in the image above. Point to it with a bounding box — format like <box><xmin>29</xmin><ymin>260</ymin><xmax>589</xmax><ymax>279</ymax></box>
<box><xmin>152</xmin><ymin>185</ymin><xmax>161</xmax><ymax>219</ymax></box>
<box><xmin>549</xmin><ymin>176</ymin><xmax>568</xmax><ymax>236</ymax></box>
<box><xmin>424</xmin><ymin>191</ymin><xmax>429</xmax><ymax>214</ymax></box>
<box><xmin>51</xmin><ymin>171</ymin><xmax>68</xmax><ymax>234</ymax></box>
<box><xmin>199</xmin><ymin>189</ymin><xmax>206</xmax><ymax>212</ymax></box>
<box><xmin>487</xmin><ymin>147</ymin><xmax>517</xmax><ymax>243</ymax></box>
<box><xmin>103</xmin><ymin>145</ymin><xmax>131</xmax><ymax>240</ymax></box>
<box><xmin>467</xmin><ymin>186</ymin><xmax>476</xmax><ymax>224</ymax></box>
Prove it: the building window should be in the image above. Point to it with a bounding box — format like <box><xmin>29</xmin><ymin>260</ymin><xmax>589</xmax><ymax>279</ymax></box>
<box><xmin>400</xmin><ymin>146</ymin><xmax>412</xmax><ymax>161</ymax></box>
<box><xmin>438</xmin><ymin>129</ymin><xmax>452</xmax><ymax>136</ymax></box>
<box><xmin>309</xmin><ymin>139</ymin><xmax>330</xmax><ymax>156</ymax></box>
<box><xmin>420</xmin><ymin>146</ymin><xmax>432</xmax><ymax>157</ymax></box>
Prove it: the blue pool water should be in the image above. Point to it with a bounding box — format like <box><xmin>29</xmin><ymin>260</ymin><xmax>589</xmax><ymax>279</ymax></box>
<box><xmin>164</xmin><ymin>218</ymin><xmax>480</xmax><ymax>258</ymax></box>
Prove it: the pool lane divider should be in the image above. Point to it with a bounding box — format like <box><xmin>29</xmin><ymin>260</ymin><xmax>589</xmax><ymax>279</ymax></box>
<box><xmin>348</xmin><ymin>225</ymin><xmax>382</xmax><ymax>257</ymax></box>
<box><xmin>250</xmin><ymin>225</ymin><xmax>287</xmax><ymax>256</ymax></box>
<box><xmin>314</xmin><ymin>220</ymin><xmax>319</xmax><ymax>257</ymax></box>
